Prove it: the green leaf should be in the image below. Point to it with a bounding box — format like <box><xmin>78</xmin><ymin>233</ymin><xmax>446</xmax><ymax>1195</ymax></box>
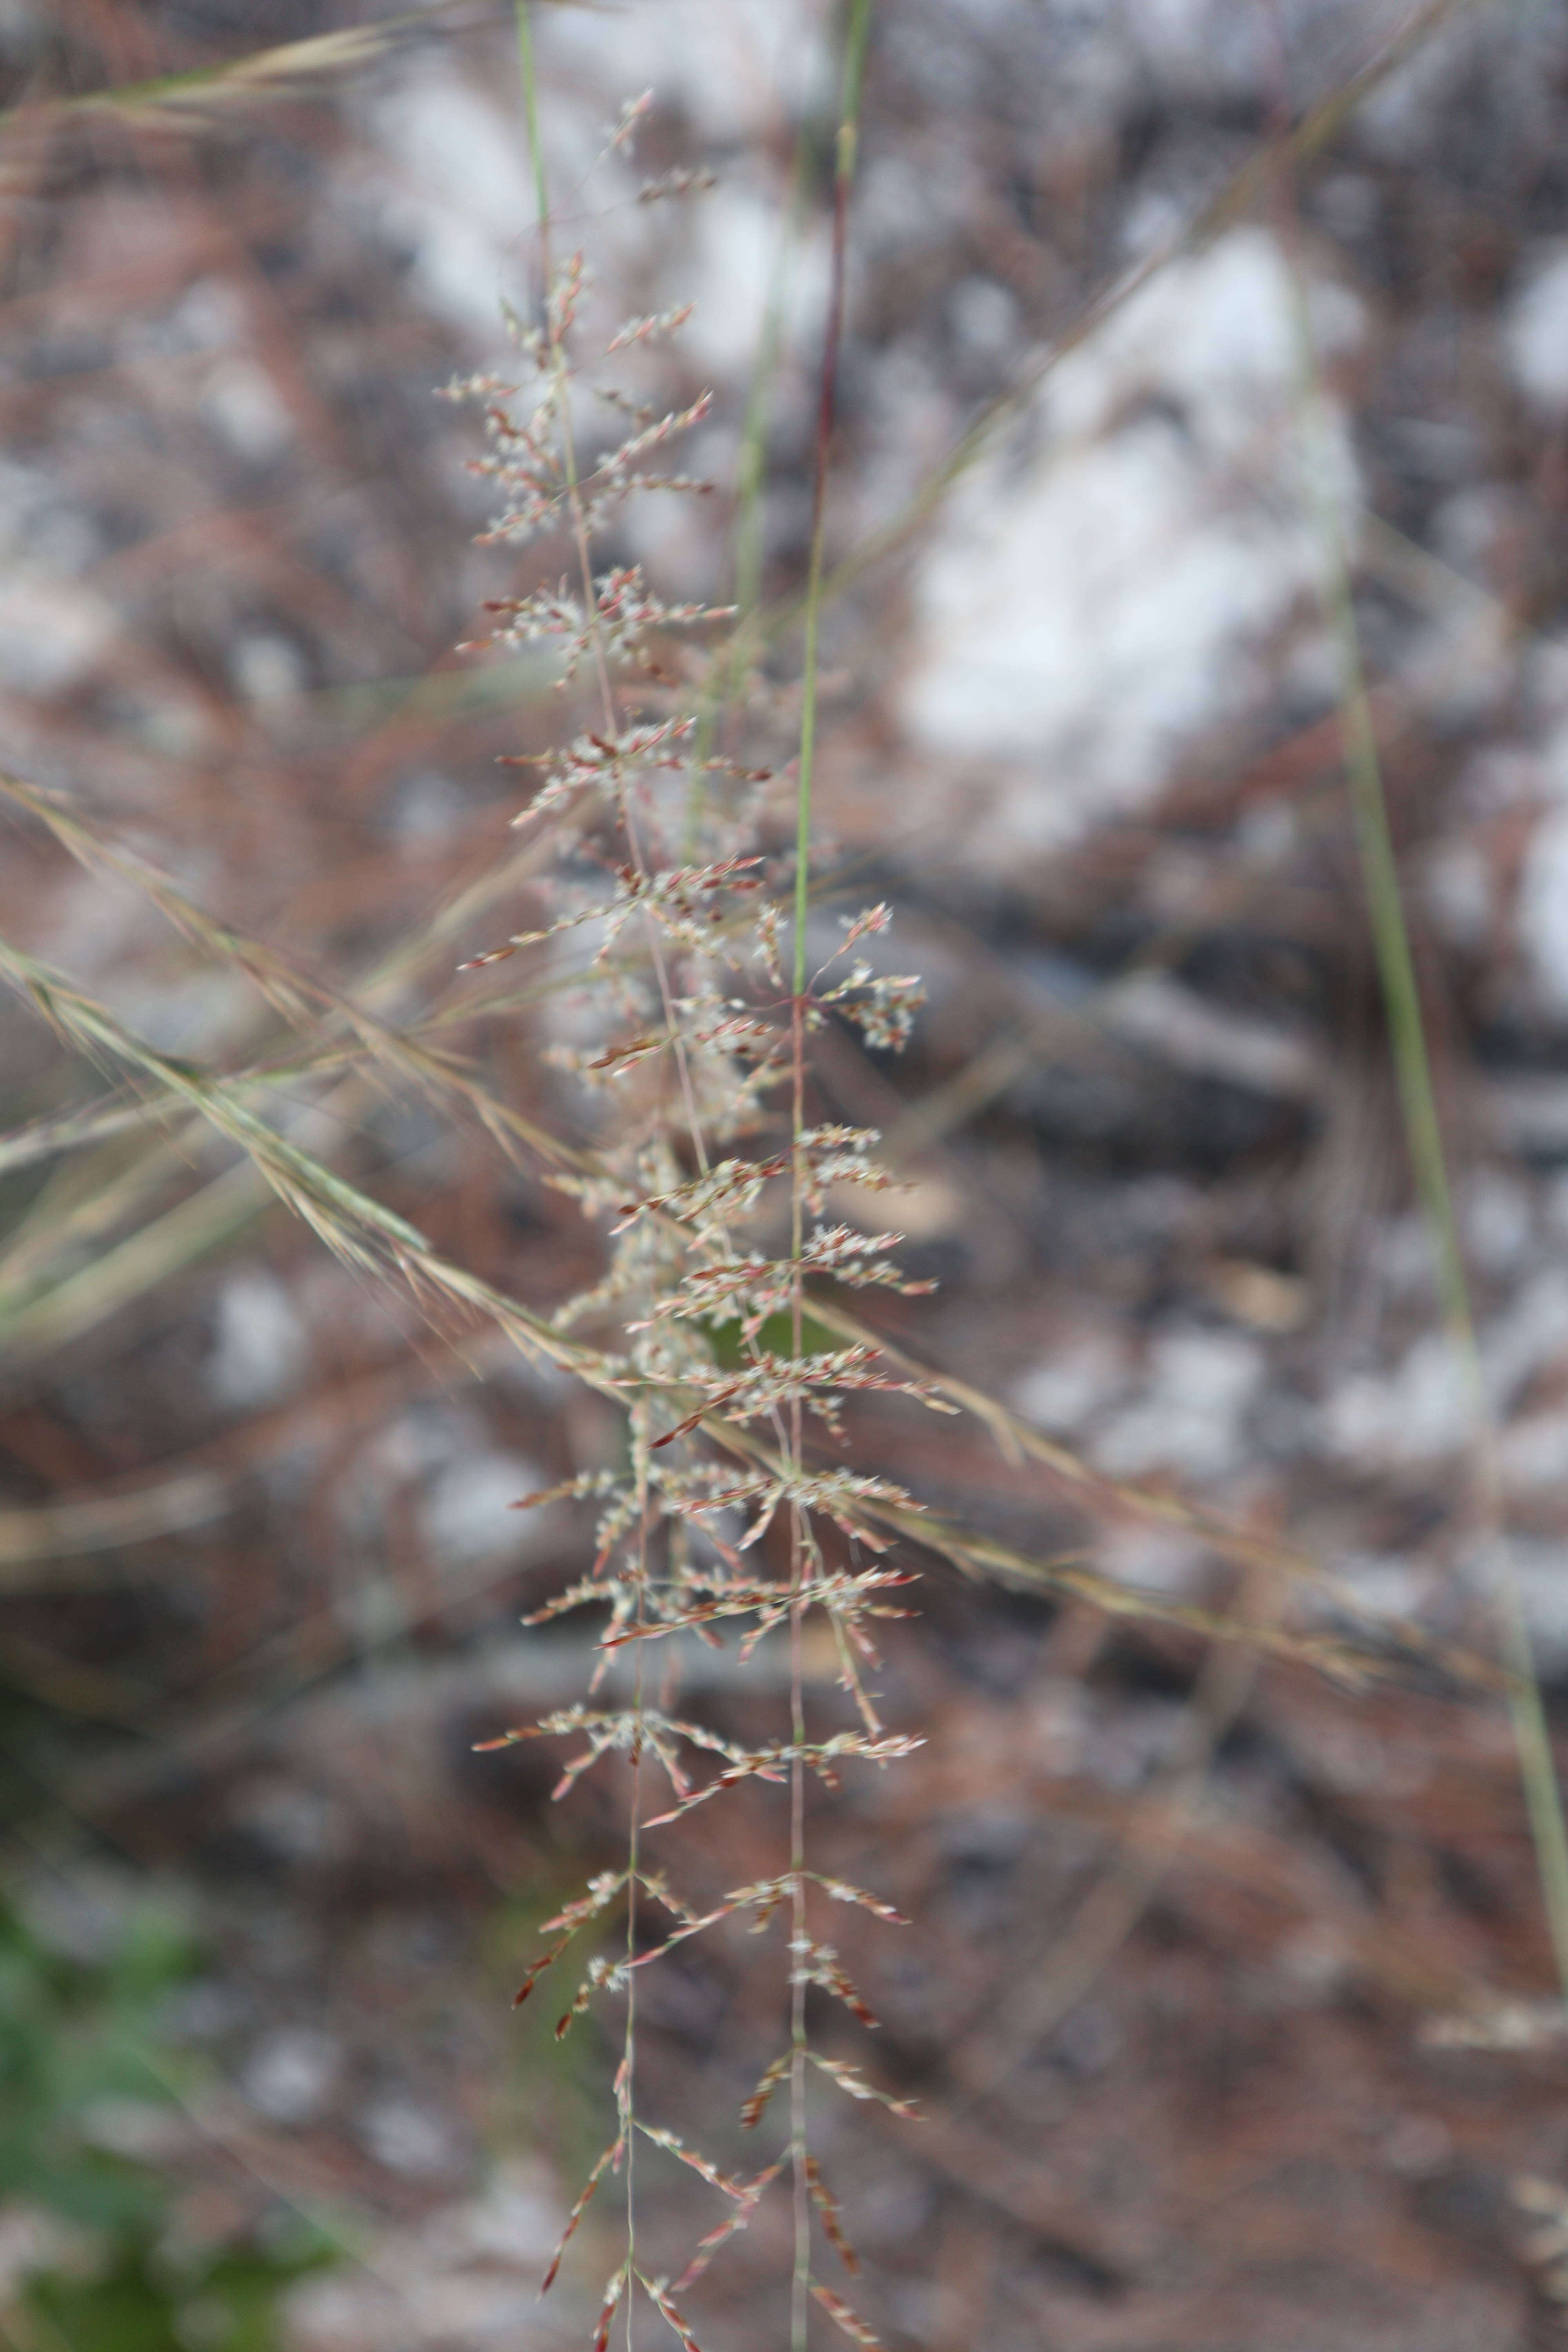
<box><xmin>704</xmin><ymin>1308</ymin><xmax>837</xmax><ymax>1369</ymax></box>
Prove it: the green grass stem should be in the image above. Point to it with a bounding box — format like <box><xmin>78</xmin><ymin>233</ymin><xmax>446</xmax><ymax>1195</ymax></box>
<box><xmin>1284</xmin><ymin>239</ymin><xmax>1568</xmax><ymax>2006</ymax></box>
<box><xmin>792</xmin><ymin>0</ymin><xmax>873</xmax><ymax>1002</ymax></box>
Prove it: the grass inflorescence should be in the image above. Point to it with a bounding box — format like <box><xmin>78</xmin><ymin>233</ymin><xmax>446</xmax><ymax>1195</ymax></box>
<box><xmin>2</xmin><ymin>4</ymin><xmax>1564</xmax><ymax>2344</ymax></box>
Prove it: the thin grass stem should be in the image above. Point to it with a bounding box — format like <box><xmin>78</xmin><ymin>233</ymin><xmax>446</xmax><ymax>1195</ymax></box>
<box><xmin>788</xmin><ymin>7</ymin><xmax>874</xmax><ymax>2344</ymax></box>
<box><xmin>1269</xmin><ymin>43</ymin><xmax>1568</xmax><ymax>2002</ymax></box>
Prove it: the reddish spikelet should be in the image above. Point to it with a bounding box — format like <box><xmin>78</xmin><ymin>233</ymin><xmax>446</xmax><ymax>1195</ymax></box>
<box><xmin>670</xmin><ymin>2162</ymin><xmax>785</xmax><ymax>2292</ymax></box>
<box><xmin>806</xmin><ymin>2156</ymin><xmax>860</xmax><ymax>2274</ymax></box>
<box><xmin>589</xmin><ymin>2268</ymin><xmax>626</xmax><ymax>2352</ymax></box>
<box><xmin>811</xmin><ymin>2284</ymin><xmax>885</xmax><ymax>2347</ymax></box>
<box><xmin>740</xmin><ymin>2050</ymin><xmax>792</xmax><ymax>2132</ymax></box>
<box><xmin>643</xmin><ymin>2275</ymin><xmax>705</xmax><ymax>2350</ymax></box>
<box><xmin>541</xmin><ymin>2141</ymin><xmax>623</xmax><ymax>2294</ymax></box>
<box><xmin>512</xmin><ymin>1932</ymin><xmax>571</xmax><ymax>2008</ymax></box>
<box><xmin>809</xmin><ymin>2054</ymin><xmax>922</xmax><ymax>2121</ymax></box>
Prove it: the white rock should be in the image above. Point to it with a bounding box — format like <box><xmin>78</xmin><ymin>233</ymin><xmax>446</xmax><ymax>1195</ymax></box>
<box><xmin>284</xmin><ymin>2272</ymin><xmax>378</xmax><ymax>2352</ymax></box>
<box><xmin>1324</xmin><ymin>1331</ymin><xmax>1468</xmax><ymax>1467</ymax></box>
<box><xmin>540</xmin><ymin>0</ymin><xmax>825</xmax><ymax>144</ymax></box>
<box><xmin>357</xmin><ymin>2094</ymin><xmax>456</xmax><ymax>2180</ymax></box>
<box><xmin>0</xmin><ymin>574</ymin><xmax>115</xmax><ymax>693</ymax></box>
<box><xmin>948</xmin><ymin>275</ymin><xmax>1019</xmax><ymax>361</ymax></box>
<box><xmin>202</xmin><ymin>356</ymin><xmax>294</xmax><ymax>460</ymax></box>
<box><xmin>1481</xmin><ymin>1269</ymin><xmax>1568</xmax><ymax>1410</ymax></box>
<box><xmin>1461</xmin><ymin>1169</ymin><xmax>1534</xmax><ymax>1273</ymax></box>
<box><xmin>368</xmin><ymin>70</ymin><xmax>538</xmax><ymax>340</ymax></box>
<box><xmin>1355</xmin><ymin>10</ymin><xmax>1483</xmax><ymax>158</ymax></box>
<box><xmin>21</xmin><ymin>1869</ymin><xmax>139</xmax><ymax>1964</ymax></box>
<box><xmin>1422</xmin><ymin>836</ymin><xmax>1493</xmax><ymax>948</ymax></box>
<box><xmin>1102</xmin><ymin>970</ymin><xmax>1319</xmax><ymax>1098</ymax></box>
<box><xmin>0</xmin><ymin>457</ymin><xmax>68</xmax><ymax>557</ymax></box>
<box><xmin>0</xmin><ymin>2209</ymin><xmax>93</xmax><ymax>2301</ymax></box>
<box><xmin>211</xmin><ymin>1270</ymin><xmax>308</xmax><ymax>1407</ymax></box>
<box><xmin>388</xmin><ymin>770</ymin><xmax>465</xmax><ymax>847</ymax></box>
<box><xmin>683</xmin><ymin>182</ymin><xmax>829</xmax><ymax>380</ymax></box>
<box><xmin>77</xmin><ymin>2096</ymin><xmax>187</xmax><ymax>2160</ymax></box>
<box><xmin>287</xmin><ymin>2267</ymin><xmax>540</xmax><ymax>2352</ymax></box>
<box><xmin>452</xmin><ymin>2161</ymin><xmax>564</xmax><ymax>2266</ymax></box>
<box><xmin>1504</xmin><ymin>244</ymin><xmax>1568</xmax><ymax>414</ymax></box>
<box><xmin>292</xmin><ymin>2156</ymin><xmax>564</xmax><ymax>2310</ymax></box>
<box><xmin>163</xmin><ymin>276</ymin><xmax>245</xmax><ymax>351</ymax></box>
<box><xmin>1096</xmin><ymin>1522</ymin><xmax>1206</xmax><ymax>1595</ymax></box>
<box><xmin>1337</xmin><ymin>1553</ymin><xmax>1429</xmax><ymax>1625</ymax></box>
<box><xmin>899</xmin><ymin>230</ymin><xmax>1363</xmax><ymax>849</ymax></box>
<box><xmin>1520</xmin><ymin>800</ymin><xmax>1568</xmax><ymax>1012</ymax></box>
<box><xmin>230</xmin><ymin>1776</ymin><xmax>345</xmax><ymax>1862</ymax></box>
<box><xmin>1010</xmin><ymin>1330</ymin><xmax>1126</xmax><ymax>1433</ymax></box>
<box><xmin>242</xmin><ymin>2029</ymin><xmax>343</xmax><ymax>2126</ymax></box>
<box><xmin>1094</xmin><ymin>1326</ymin><xmax>1263</xmax><ymax>1479</ymax></box>
<box><xmin>1049</xmin><ymin>227</ymin><xmax>1362</xmax><ymax>461</ymax></box>
<box><xmin>1433</xmin><ymin>482</ymin><xmax>1517</xmax><ymax>580</ymax></box>
<box><xmin>860</xmin><ymin>152</ymin><xmax>966</xmax><ymax>262</ymax></box>
<box><xmin>1495</xmin><ymin>1541</ymin><xmax>1568</xmax><ymax>1674</ymax></box>
<box><xmin>230</xmin><ymin>631</ymin><xmax>307</xmax><ymax>707</ymax></box>
<box><xmin>1501</xmin><ymin>1412</ymin><xmax>1568</xmax><ymax>1493</ymax></box>
<box><xmin>420</xmin><ymin>1449</ymin><xmax>546</xmax><ymax>1568</ymax></box>
<box><xmin>1127</xmin><ymin>0</ymin><xmax>1261</xmax><ymax>94</ymax></box>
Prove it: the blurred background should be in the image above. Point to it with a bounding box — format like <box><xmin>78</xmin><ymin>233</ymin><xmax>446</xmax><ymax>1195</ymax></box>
<box><xmin>5</xmin><ymin>2</ymin><xmax>1568</xmax><ymax>2346</ymax></box>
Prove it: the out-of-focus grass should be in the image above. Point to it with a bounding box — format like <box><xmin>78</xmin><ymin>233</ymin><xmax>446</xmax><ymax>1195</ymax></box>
<box><xmin>1277</xmin><ymin>92</ymin><xmax>1568</xmax><ymax>2004</ymax></box>
<box><xmin>0</xmin><ymin>1876</ymin><xmax>334</xmax><ymax>2352</ymax></box>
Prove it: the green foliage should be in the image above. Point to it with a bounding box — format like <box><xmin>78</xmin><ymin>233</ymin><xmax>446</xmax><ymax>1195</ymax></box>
<box><xmin>25</xmin><ymin>2230</ymin><xmax>330</xmax><ymax>2352</ymax></box>
<box><xmin>704</xmin><ymin>1309</ymin><xmax>837</xmax><ymax>1370</ymax></box>
<box><xmin>0</xmin><ymin>1886</ymin><xmax>333</xmax><ymax>2352</ymax></box>
<box><xmin>480</xmin><ymin>1886</ymin><xmax>607</xmax><ymax>2183</ymax></box>
<box><xmin>0</xmin><ymin>1891</ymin><xmax>191</xmax><ymax>2232</ymax></box>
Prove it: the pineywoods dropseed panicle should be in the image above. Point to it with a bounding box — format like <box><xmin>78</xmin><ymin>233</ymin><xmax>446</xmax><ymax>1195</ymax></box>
<box><xmin>459</xmin><ymin>18</ymin><xmax>933</xmax><ymax>2347</ymax></box>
